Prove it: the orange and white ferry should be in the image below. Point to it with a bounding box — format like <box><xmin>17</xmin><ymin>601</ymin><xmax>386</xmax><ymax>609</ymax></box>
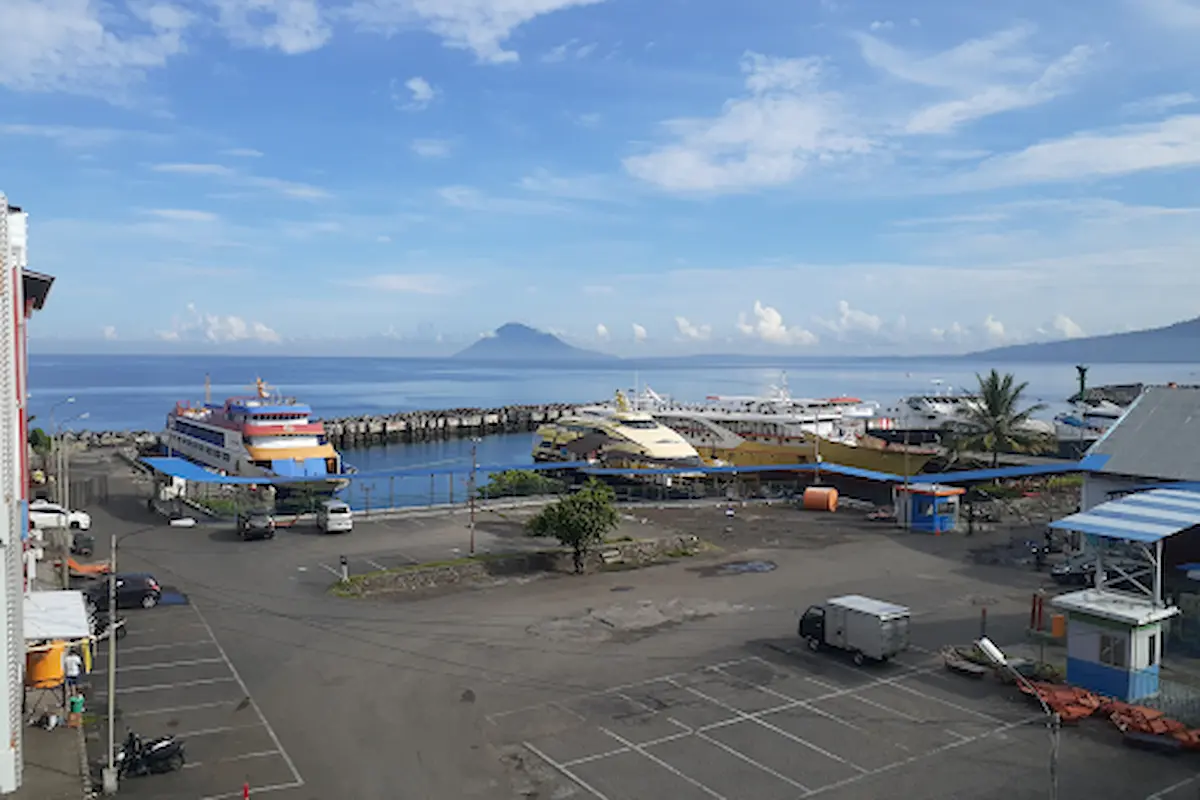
<box><xmin>162</xmin><ymin>378</ymin><xmax>350</xmax><ymax>494</ymax></box>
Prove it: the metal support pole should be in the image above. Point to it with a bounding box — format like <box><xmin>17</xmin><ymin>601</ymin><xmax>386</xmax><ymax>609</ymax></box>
<box><xmin>389</xmin><ymin>476</ymin><xmax>395</xmax><ymax>511</ymax></box>
<box><xmin>469</xmin><ymin>442</ymin><xmax>477</xmax><ymax>555</ymax></box>
<box><xmin>101</xmin><ymin>533</ymin><xmax>119</xmax><ymax>794</ymax></box>
<box><xmin>59</xmin><ymin>528</ymin><xmax>69</xmax><ymax>589</ymax></box>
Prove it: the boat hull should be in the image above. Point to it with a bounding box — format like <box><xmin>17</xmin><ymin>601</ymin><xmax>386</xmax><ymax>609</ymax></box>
<box><xmin>691</xmin><ymin>438</ymin><xmax>934</xmax><ymax>477</ymax></box>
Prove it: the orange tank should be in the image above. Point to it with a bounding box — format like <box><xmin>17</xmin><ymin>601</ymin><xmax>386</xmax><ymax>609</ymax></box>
<box><xmin>802</xmin><ymin>486</ymin><xmax>838</xmax><ymax>513</ymax></box>
<box><xmin>26</xmin><ymin>641</ymin><xmax>66</xmax><ymax>688</ymax></box>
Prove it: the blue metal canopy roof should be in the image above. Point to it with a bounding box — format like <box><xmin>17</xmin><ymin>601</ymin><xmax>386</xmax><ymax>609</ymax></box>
<box><xmin>140</xmin><ymin>456</ymin><xmax>591</xmax><ymax>484</ymax></box>
<box><xmin>1049</xmin><ymin>488</ymin><xmax>1200</xmax><ymax>543</ymax></box>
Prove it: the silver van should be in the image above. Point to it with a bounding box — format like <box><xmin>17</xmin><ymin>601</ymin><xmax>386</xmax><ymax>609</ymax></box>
<box><xmin>316</xmin><ymin>500</ymin><xmax>353</xmax><ymax>533</ymax></box>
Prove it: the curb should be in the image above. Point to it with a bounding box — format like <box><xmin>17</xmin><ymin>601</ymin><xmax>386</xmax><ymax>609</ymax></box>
<box><xmin>75</xmin><ymin>722</ymin><xmax>94</xmax><ymax>799</ymax></box>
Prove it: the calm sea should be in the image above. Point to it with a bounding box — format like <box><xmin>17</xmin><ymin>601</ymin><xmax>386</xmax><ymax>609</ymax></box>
<box><xmin>28</xmin><ymin>354</ymin><xmax>1200</xmax><ymax>509</ymax></box>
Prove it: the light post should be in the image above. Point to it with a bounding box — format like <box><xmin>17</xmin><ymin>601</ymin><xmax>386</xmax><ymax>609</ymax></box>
<box><xmin>977</xmin><ymin>636</ymin><xmax>1059</xmax><ymax>800</ymax></box>
<box><xmin>468</xmin><ymin>438</ymin><xmax>480</xmax><ymax>555</ymax></box>
<box><xmin>48</xmin><ymin>396</ymin><xmax>75</xmax><ymax>505</ymax></box>
<box><xmin>54</xmin><ymin>411</ymin><xmax>89</xmax><ymax>511</ymax></box>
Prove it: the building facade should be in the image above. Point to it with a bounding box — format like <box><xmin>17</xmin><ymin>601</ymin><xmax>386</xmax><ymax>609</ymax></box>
<box><xmin>0</xmin><ymin>196</ymin><xmax>54</xmax><ymax>792</ymax></box>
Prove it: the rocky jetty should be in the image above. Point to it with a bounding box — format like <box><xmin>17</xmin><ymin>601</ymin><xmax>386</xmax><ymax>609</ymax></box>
<box><xmin>59</xmin><ymin>403</ymin><xmax>585</xmax><ymax>452</ymax></box>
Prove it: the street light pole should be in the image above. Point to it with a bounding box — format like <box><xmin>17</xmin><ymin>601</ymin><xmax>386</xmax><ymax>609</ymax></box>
<box><xmin>48</xmin><ymin>397</ymin><xmax>75</xmax><ymax>505</ymax></box>
<box><xmin>102</xmin><ymin>532</ymin><xmax>119</xmax><ymax>794</ymax></box>
<box><xmin>468</xmin><ymin>439</ymin><xmax>479</xmax><ymax>555</ymax></box>
<box><xmin>978</xmin><ymin>637</ymin><xmax>1059</xmax><ymax>800</ymax></box>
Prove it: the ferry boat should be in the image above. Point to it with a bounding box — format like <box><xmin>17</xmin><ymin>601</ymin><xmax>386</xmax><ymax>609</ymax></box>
<box><xmin>163</xmin><ymin>378</ymin><xmax>351</xmax><ymax>497</ymax></box>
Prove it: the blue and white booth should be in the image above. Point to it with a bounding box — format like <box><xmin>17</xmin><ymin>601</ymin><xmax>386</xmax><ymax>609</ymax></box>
<box><xmin>1047</xmin><ymin>488</ymin><xmax>1200</xmax><ymax>702</ymax></box>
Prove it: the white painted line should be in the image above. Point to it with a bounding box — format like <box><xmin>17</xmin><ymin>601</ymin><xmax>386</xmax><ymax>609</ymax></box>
<box><xmin>113</xmin><ymin>641</ymin><xmax>217</xmax><ymax>655</ymax></box>
<box><xmin>120</xmin><ymin>700</ymin><xmax>242</xmax><ymax>718</ymax></box>
<box><xmin>601</xmin><ymin>726</ymin><xmax>728</xmax><ymax>800</ymax></box>
<box><xmin>192</xmin><ymin>602</ymin><xmax>305</xmax><ymax>789</ymax></box>
<box><xmin>885</xmin><ymin>679</ymin><xmax>1005</xmax><ymax>726</ymax></box>
<box><xmin>183</xmin><ymin>749</ymin><xmax>280</xmax><ymax>770</ymax></box>
<box><xmin>92</xmin><ymin>656</ymin><xmax>224</xmax><ymax>674</ymax></box>
<box><xmin>562</xmin><ymin>747</ymin><xmax>630</xmax><ymax>768</ymax></box>
<box><xmin>692</xmin><ymin>728</ymin><xmax>811</xmax><ymax>794</ymax></box>
<box><xmin>709</xmin><ymin>665</ymin><xmax>865</xmax><ymax>733</ymax></box>
<box><xmin>672</xmin><ymin>680</ymin><xmax>867</xmax><ymax>774</ymax></box>
<box><xmin>92</xmin><ymin>677</ymin><xmax>236</xmax><ymax>697</ymax></box>
<box><xmin>173</xmin><ymin>723</ymin><xmax>263</xmax><ymax>738</ymax></box>
<box><xmin>552</xmin><ymin>701</ymin><xmax>588</xmax><ymax>722</ymax></box>
<box><xmin>1146</xmin><ymin>773</ymin><xmax>1200</xmax><ymax>800</ymax></box>
<box><xmin>524</xmin><ymin>741</ymin><xmax>611</xmax><ymax>800</ymax></box>
<box><xmin>120</xmin><ymin>622</ymin><xmax>208</xmax><ymax>637</ymax></box>
<box><xmin>364</xmin><ymin>558</ymin><xmax>386</xmax><ymax>570</ymax></box>
<box><xmin>199</xmin><ymin>780</ymin><xmax>305</xmax><ymax>800</ymax></box>
<box><xmin>317</xmin><ymin>563</ymin><xmax>341</xmax><ymax>578</ymax></box>
<box><xmin>846</xmin><ymin>692</ymin><xmax>923</xmax><ymax>723</ymax></box>
<box><xmin>803</xmin><ymin>714</ymin><xmax>1043</xmax><ymax>797</ymax></box>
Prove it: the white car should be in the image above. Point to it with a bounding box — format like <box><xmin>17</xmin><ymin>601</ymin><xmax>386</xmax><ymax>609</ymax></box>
<box><xmin>29</xmin><ymin>500</ymin><xmax>91</xmax><ymax>531</ymax></box>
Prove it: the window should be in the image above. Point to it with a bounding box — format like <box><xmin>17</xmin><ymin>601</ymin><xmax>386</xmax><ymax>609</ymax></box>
<box><xmin>1148</xmin><ymin>633</ymin><xmax>1158</xmax><ymax>667</ymax></box>
<box><xmin>1100</xmin><ymin>634</ymin><xmax>1127</xmax><ymax>668</ymax></box>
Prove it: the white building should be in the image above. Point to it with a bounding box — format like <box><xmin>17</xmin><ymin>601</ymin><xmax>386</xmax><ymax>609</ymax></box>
<box><xmin>1082</xmin><ymin>386</ymin><xmax>1200</xmax><ymax>511</ymax></box>
<box><xmin>1</xmin><ymin>197</ymin><xmax>55</xmax><ymax>792</ymax></box>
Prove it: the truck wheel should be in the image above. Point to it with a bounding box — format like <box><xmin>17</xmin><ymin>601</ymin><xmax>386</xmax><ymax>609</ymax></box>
<box><xmin>806</xmin><ymin>636</ymin><xmax>821</xmax><ymax>652</ymax></box>
<box><xmin>853</xmin><ymin>651</ymin><xmax>866</xmax><ymax>666</ymax></box>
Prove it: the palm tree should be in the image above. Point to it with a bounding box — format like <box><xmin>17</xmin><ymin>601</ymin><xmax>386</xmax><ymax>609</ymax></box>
<box><xmin>953</xmin><ymin>370</ymin><xmax>1050</xmax><ymax>467</ymax></box>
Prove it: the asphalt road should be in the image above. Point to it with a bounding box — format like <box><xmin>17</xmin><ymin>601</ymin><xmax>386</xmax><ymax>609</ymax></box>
<box><xmin>77</xmin><ymin>466</ymin><xmax>1200</xmax><ymax>800</ymax></box>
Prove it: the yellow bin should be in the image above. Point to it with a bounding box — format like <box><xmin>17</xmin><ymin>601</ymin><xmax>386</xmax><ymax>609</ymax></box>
<box><xmin>26</xmin><ymin>641</ymin><xmax>66</xmax><ymax>688</ymax></box>
<box><xmin>1050</xmin><ymin>614</ymin><xmax>1066</xmax><ymax>639</ymax></box>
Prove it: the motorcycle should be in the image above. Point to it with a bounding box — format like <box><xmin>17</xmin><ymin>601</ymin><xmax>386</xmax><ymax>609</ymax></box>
<box><xmin>117</xmin><ymin>730</ymin><xmax>185</xmax><ymax>777</ymax></box>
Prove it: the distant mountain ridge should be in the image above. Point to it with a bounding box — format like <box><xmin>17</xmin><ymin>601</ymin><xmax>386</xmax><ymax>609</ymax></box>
<box><xmin>969</xmin><ymin>315</ymin><xmax>1200</xmax><ymax>363</ymax></box>
<box><xmin>453</xmin><ymin>322</ymin><xmax>616</xmax><ymax>361</ymax></box>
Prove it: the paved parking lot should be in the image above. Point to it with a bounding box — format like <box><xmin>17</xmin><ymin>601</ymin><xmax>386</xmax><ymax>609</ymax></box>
<box><xmin>87</xmin><ymin>603</ymin><xmax>304</xmax><ymax>800</ymax></box>
<box><xmin>489</xmin><ymin>648</ymin><xmax>1049</xmax><ymax>800</ymax></box>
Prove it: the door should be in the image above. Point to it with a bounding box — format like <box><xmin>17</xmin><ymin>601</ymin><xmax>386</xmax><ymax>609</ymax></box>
<box><xmin>799</xmin><ymin>606</ymin><xmax>825</xmax><ymax>642</ymax></box>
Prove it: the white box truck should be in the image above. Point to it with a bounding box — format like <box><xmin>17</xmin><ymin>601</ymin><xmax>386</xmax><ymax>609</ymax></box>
<box><xmin>798</xmin><ymin>594</ymin><xmax>911</xmax><ymax>665</ymax></box>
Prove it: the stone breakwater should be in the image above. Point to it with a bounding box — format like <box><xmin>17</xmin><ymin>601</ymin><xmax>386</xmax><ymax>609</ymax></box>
<box><xmin>57</xmin><ymin>403</ymin><xmax>585</xmax><ymax>451</ymax></box>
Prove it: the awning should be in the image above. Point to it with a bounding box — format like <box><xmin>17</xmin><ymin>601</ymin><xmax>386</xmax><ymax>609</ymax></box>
<box><xmin>24</xmin><ymin>590</ymin><xmax>90</xmax><ymax>642</ymax></box>
<box><xmin>1049</xmin><ymin>488</ymin><xmax>1200</xmax><ymax>543</ymax></box>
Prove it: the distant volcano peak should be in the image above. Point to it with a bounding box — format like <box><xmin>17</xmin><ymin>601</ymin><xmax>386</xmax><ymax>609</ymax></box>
<box><xmin>454</xmin><ymin>322</ymin><xmax>615</xmax><ymax>361</ymax></box>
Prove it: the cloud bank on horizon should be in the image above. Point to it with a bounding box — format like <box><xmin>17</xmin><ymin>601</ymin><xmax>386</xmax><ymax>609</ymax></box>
<box><xmin>3</xmin><ymin>0</ymin><xmax>1200</xmax><ymax>355</ymax></box>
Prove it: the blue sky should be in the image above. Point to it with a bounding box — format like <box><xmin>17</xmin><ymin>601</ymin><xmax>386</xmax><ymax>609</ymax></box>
<box><xmin>3</xmin><ymin>0</ymin><xmax>1200</xmax><ymax>356</ymax></box>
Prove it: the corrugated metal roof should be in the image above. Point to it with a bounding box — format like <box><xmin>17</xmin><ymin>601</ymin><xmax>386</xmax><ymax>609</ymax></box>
<box><xmin>140</xmin><ymin>456</ymin><xmax>591</xmax><ymax>483</ymax></box>
<box><xmin>1087</xmin><ymin>387</ymin><xmax>1200</xmax><ymax>481</ymax></box>
<box><xmin>1048</xmin><ymin>487</ymin><xmax>1200</xmax><ymax>542</ymax></box>
<box><xmin>934</xmin><ymin>455</ymin><xmax>1108</xmax><ymax>484</ymax></box>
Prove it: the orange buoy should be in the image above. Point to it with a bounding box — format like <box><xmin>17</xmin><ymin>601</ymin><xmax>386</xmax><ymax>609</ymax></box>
<box><xmin>802</xmin><ymin>486</ymin><xmax>838</xmax><ymax>513</ymax></box>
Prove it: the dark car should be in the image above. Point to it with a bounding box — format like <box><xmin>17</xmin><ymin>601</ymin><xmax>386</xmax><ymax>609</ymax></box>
<box><xmin>85</xmin><ymin>573</ymin><xmax>163</xmax><ymax>611</ymax></box>
<box><xmin>71</xmin><ymin>531</ymin><xmax>95</xmax><ymax>557</ymax></box>
<box><xmin>1051</xmin><ymin>557</ymin><xmax>1141</xmax><ymax>590</ymax></box>
<box><xmin>237</xmin><ymin>512</ymin><xmax>276</xmax><ymax>541</ymax></box>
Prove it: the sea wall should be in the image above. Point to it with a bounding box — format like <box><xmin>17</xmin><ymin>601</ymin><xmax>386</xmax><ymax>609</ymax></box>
<box><xmin>53</xmin><ymin>403</ymin><xmax>585</xmax><ymax>451</ymax></box>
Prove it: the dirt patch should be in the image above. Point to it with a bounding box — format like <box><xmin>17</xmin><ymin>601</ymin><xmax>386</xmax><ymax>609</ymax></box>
<box><xmin>526</xmin><ymin>598</ymin><xmax>752</xmax><ymax>643</ymax></box>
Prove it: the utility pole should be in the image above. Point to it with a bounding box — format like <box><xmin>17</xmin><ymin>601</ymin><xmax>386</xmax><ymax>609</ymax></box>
<box><xmin>101</xmin><ymin>533</ymin><xmax>118</xmax><ymax>794</ymax></box>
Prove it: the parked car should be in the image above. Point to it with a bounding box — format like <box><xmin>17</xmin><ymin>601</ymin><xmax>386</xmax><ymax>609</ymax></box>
<box><xmin>316</xmin><ymin>500</ymin><xmax>353</xmax><ymax>534</ymax></box>
<box><xmin>236</xmin><ymin>511</ymin><xmax>276</xmax><ymax>541</ymax></box>
<box><xmin>71</xmin><ymin>531</ymin><xmax>95</xmax><ymax>557</ymax></box>
<box><xmin>85</xmin><ymin>573</ymin><xmax>162</xmax><ymax>611</ymax></box>
<box><xmin>1051</xmin><ymin>556</ymin><xmax>1143</xmax><ymax>590</ymax></box>
<box><xmin>29</xmin><ymin>500</ymin><xmax>91</xmax><ymax>531</ymax></box>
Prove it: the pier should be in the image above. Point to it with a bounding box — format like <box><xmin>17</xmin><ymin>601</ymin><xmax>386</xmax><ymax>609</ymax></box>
<box><xmin>55</xmin><ymin>402</ymin><xmax>584</xmax><ymax>451</ymax></box>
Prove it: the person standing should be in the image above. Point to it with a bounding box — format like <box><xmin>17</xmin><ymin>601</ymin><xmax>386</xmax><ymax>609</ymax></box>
<box><xmin>64</xmin><ymin>648</ymin><xmax>83</xmax><ymax>695</ymax></box>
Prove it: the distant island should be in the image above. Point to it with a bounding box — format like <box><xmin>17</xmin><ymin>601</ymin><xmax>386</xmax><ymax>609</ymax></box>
<box><xmin>453</xmin><ymin>322</ymin><xmax>617</xmax><ymax>361</ymax></box>
<box><xmin>969</xmin><ymin>315</ymin><xmax>1200</xmax><ymax>363</ymax></box>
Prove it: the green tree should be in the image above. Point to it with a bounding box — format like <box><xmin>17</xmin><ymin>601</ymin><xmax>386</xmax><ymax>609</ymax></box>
<box><xmin>478</xmin><ymin>469</ymin><xmax>565</xmax><ymax>499</ymax></box>
<box><xmin>28</xmin><ymin>427</ymin><xmax>50</xmax><ymax>454</ymax></box>
<box><xmin>526</xmin><ymin>479</ymin><xmax>620</xmax><ymax>573</ymax></box>
<box><xmin>952</xmin><ymin>369</ymin><xmax>1051</xmax><ymax>467</ymax></box>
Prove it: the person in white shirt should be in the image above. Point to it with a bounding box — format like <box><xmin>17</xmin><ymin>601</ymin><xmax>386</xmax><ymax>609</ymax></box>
<box><xmin>64</xmin><ymin>649</ymin><xmax>83</xmax><ymax>692</ymax></box>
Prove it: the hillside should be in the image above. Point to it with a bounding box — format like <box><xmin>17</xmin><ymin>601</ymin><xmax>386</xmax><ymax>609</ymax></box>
<box><xmin>453</xmin><ymin>323</ymin><xmax>616</xmax><ymax>361</ymax></box>
<box><xmin>969</xmin><ymin>316</ymin><xmax>1200</xmax><ymax>363</ymax></box>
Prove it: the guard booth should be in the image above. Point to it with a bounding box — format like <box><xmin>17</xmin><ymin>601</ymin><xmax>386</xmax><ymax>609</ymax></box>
<box><xmin>894</xmin><ymin>483</ymin><xmax>964</xmax><ymax>534</ymax></box>
<box><xmin>1047</xmin><ymin>488</ymin><xmax>1200</xmax><ymax>701</ymax></box>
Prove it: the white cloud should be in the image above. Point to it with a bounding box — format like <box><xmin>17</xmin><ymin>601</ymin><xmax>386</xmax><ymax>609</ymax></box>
<box><xmin>1139</xmin><ymin>0</ymin><xmax>1200</xmax><ymax>29</ymax></box>
<box><xmin>570</xmin><ymin>112</ymin><xmax>601</xmax><ymax>127</ymax></box>
<box><xmin>0</xmin><ymin>0</ymin><xmax>191</xmax><ymax>97</ymax></box>
<box><xmin>735</xmin><ymin>301</ymin><xmax>818</xmax><ymax>346</ymax></box>
<box><xmin>1051</xmin><ymin>313</ymin><xmax>1085</xmax><ymax>339</ymax></box>
<box><xmin>222</xmin><ymin>147</ymin><xmax>264</xmax><ymax>157</ymax></box>
<box><xmin>869</xmin><ymin>20</ymin><xmax>893</xmax><ymax>31</ymax></box>
<box><xmin>101</xmin><ymin>325</ymin><xmax>118</xmax><ymax>341</ymax></box>
<box><xmin>952</xmin><ymin>115</ymin><xmax>1200</xmax><ymax>190</ymax></box>
<box><xmin>396</xmin><ymin>76</ymin><xmax>437</xmax><ymax>110</ymax></box>
<box><xmin>624</xmin><ymin>52</ymin><xmax>873</xmax><ymax>194</ymax></box>
<box><xmin>674</xmin><ymin>316</ymin><xmax>711</xmax><ymax>341</ymax></box>
<box><xmin>143</xmin><ymin>208</ymin><xmax>219</xmax><ymax>223</ymax></box>
<box><xmin>0</xmin><ymin>123</ymin><xmax>156</xmax><ymax>148</ymax></box>
<box><xmin>411</xmin><ymin>138</ymin><xmax>452</xmax><ymax>158</ymax></box>
<box><xmin>595</xmin><ymin>323</ymin><xmax>610</xmax><ymax>340</ymax></box>
<box><xmin>151</xmin><ymin>162</ymin><xmax>329</xmax><ymax>200</ymax></box>
<box><xmin>157</xmin><ymin>303</ymin><xmax>280</xmax><ymax>344</ymax></box>
<box><xmin>1122</xmin><ymin>92</ymin><xmax>1199</xmax><ymax>116</ymax></box>
<box><xmin>856</xmin><ymin>26</ymin><xmax>1096</xmax><ymax>134</ymax></box>
<box><xmin>344</xmin><ymin>0</ymin><xmax>606</xmax><ymax>64</ymax></box>
<box><xmin>631</xmin><ymin>322</ymin><xmax>648</xmax><ymax>342</ymax></box>
<box><xmin>436</xmin><ymin>185</ymin><xmax>565</xmax><ymax>215</ymax></box>
<box><xmin>341</xmin><ymin>274</ymin><xmax>451</xmax><ymax>294</ymax></box>
<box><xmin>929</xmin><ymin>322</ymin><xmax>966</xmax><ymax>343</ymax></box>
<box><xmin>982</xmin><ymin>314</ymin><xmax>1006</xmax><ymax>342</ymax></box>
<box><xmin>210</xmin><ymin>0</ymin><xmax>330</xmax><ymax>54</ymax></box>
<box><xmin>541</xmin><ymin>38</ymin><xmax>597</xmax><ymax>62</ymax></box>
<box><xmin>517</xmin><ymin>169</ymin><xmax>615</xmax><ymax>202</ymax></box>
<box><xmin>815</xmin><ymin>300</ymin><xmax>884</xmax><ymax>337</ymax></box>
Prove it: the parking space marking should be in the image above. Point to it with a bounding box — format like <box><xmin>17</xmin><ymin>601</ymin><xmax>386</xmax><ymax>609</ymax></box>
<box><xmin>93</xmin><ymin>676</ymin><xmax>236</xmax><ymax>698</ymax></box>
<box><xmin>317</xmin><ymin>562</ymin><xmax>341</xmax><ymax>578</ymax></box>
<box><xmin>1147</xmin><ymin>773</ymin><xmax>1200</xmax><ymax>799</ymax></box>
<box><xmin>689</xmin><ymin>728</ymin><xmax>811</xmax><ymax>794</ymax></box>
<box><xmin>523</xmin><ymin>741</ymin><xmax>612</xmax><ymax>800</ymax></box>
<box><xmin>709</xmin><ymin>666</ymin><xmax>866</xmax><ymax>733</ymax></box>
<box><xmin>672</xmin><ymin>679</ymin><xmax>867</xmax><ymax>774</ymax></box>
<box><xmin>121</xmin><ymin>621</ymin><xmax>208</xmax><ymax>637</ymax></box>
<box><xmin>184</xmin><ymin>749</ymin><xmax>280</xmax><ymax>770</ymax></box>
<box><xmin>93</xmin><ymin>657</ymin><xmax>225</xmax><ymax>674</ymax></box>
<box><xmin>803</xmin><ymin>675</ymin><xmax>921</xmax><ymax>723</ymax></box>
<box><xmin>199</xmin><ymin>780</ymin><xmax>305</xmax><ymax>800</ymax></box>
<box><xmin>364</xmin><ymin>558</ymin><xmax>386</xmax><ymax>570</ymax></box>
<box><xmin>119</xmin><ymin>641</ymin><xmax>216</xmax><ymax>655</ymax></box>
<box><xmin>173</xmin><ymin>723</ymin><xmax>265</xmax><ymax>739</ymax></box>
<box><xmin>601</xmin><ymin>727</ymin><xmax>727</xmax><ymax>799</ymax></box>
<box><xmin>120</xmin><ymin>700</ymin><xmax>242</xmax><ymax>719</ymax></box>
<box><xmin>192</xmin><ymin>602</ymin><xmax>305</xmax><ymax>790</ymax></box>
